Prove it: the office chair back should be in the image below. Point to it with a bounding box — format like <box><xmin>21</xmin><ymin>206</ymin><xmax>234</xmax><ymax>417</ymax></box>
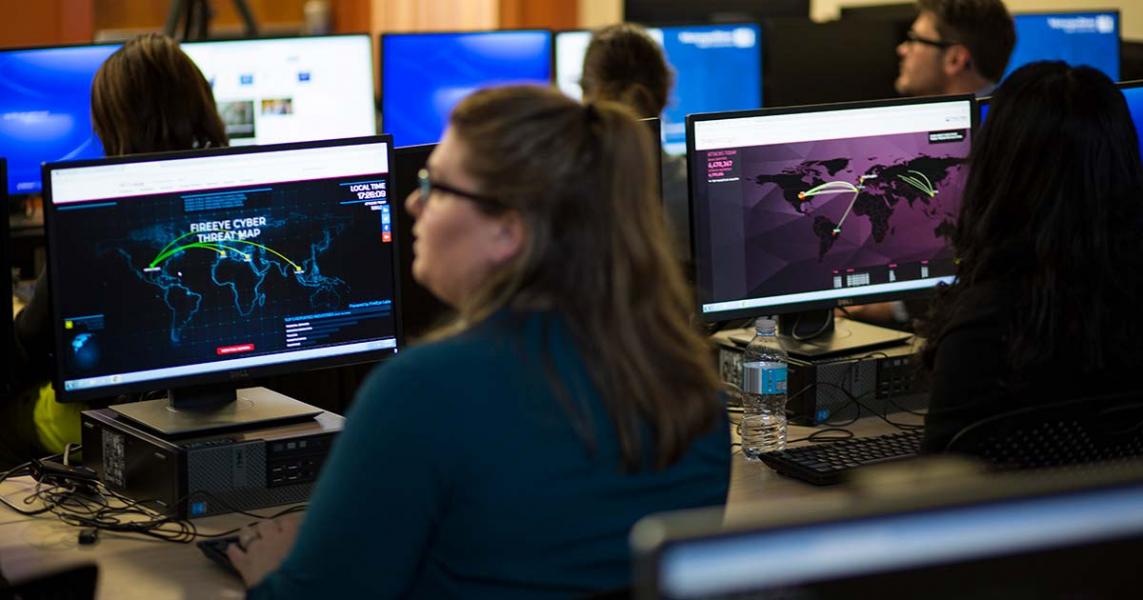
<box><xmin>0</xmin><ymin>563</ymin><xmax>97</xmax><ymax>599</ymax></box>
<box><xmin>945</xmin><ymin>392</ymin><xmax>1143</xmax><ymax>470</ymax></box>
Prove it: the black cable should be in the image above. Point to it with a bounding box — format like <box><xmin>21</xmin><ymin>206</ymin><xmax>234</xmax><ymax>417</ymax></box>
<box><xmin>884</xmin><ymin>394</ymin><xmax>928</xmax><ymax>417</ymax></box>
<box><xmin>788</xmin><ymin>428</ymin><xmax>856</xmax><ymax>444</ymax></box>
<box><xmin>0</xmin><ymin>450</ymin><xmax>308</xmax><ymax>544</ymax></box>
<box><xmin>790</xmin><ymin>310</ymin><xmax>835</xmax><ymax>342</ymax></box>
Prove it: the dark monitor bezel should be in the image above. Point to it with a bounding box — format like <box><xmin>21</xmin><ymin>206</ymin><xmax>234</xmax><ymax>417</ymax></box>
<box><xmin>633</xmin><ymin>463</ymin><xmax>1143</xmax><ymax>599</ymax></box>
<box><xmin>0</xmin><ymin>158</ymin><xmax>11</xmax><ymax>396</ymax></box>
<box><xmin>760</xmin><ymin>16</ymin><xmax>903</xmax><ymax>108</ymax></box>
<box><xmin>686</xmin><ymin>94</ymin><xmax>978</xmax><ymax>323</ymax></box>
<box><xmin>392</xmin><ymin>143</ymin><xmax>453</xmax><ymax>342</ymax></box>
<box><xmin>42</xmin><ymin>135</ymin><xmax>403</xmax><ymax>403</ymax></box>
<box><xmin>0</xmin><ymin>34</ymin><xmax>378</xmax><ymax>199</ymax></box>
<box><xmin>378</xmin><ymin>28</ymin><xmax>555</xmax><ymax>146</ymax></box>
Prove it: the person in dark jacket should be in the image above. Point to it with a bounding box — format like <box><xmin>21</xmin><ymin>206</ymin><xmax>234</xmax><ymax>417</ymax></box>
<box><xmin>920</xmin><ymin>62</ymin><xmax>1143</xmax><ymax>452</ymax></box>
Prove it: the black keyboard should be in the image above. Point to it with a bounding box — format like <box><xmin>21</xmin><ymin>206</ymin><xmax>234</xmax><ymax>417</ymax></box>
<box><xmin>758</xmin><ymin>430</ymin><xmax>923</xmax><ymax>486</ymax></box>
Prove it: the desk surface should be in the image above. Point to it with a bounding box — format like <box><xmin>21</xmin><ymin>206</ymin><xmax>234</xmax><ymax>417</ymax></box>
<box><xmin>0</xmin><ymin>476</ymin><xmax>247</xmax><ymax>599</ymax></box>
<box><xmin>726</xmin><ymin>413</ymin><xmax>919</xmax><ymax>519</ymax></box>
<box><xmin>0</xmin><ymin>414</ymin><xmax>917</xmax><ymax>598</ymax></box>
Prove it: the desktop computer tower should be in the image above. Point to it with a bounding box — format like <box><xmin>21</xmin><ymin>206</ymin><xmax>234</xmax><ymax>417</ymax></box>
<box><xmin>715</xmin><ymin>332</ymin><xmax>929</xmax><ymax>425</ymax></box>
<box><xmin>81</xmin><ymin>408</ymin><xmax>343</xmax><ymax>519</ymax></box>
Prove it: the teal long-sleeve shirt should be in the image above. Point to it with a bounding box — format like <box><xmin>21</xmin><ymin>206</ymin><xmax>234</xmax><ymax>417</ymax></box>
<box><xmin>249</xmin><ymin>310</ymin><xmax>731</xmax><ymax>598</ymax></box>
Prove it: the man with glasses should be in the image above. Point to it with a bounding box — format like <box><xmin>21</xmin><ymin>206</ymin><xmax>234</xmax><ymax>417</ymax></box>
<box><xmin>896</xmin><ymin>0</ymin><xmax>1015</xmax><ymax>98</ymax></box>
<box><xmin>846</xmin><ymin>0</ymin><xmax>1013</xmax><ymax>330</ymax></box>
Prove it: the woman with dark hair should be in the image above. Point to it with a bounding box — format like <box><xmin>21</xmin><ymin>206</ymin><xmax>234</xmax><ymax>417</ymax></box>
<box><xmin>227</xmin><ymin>85</ymin><xmax>730</xmax><ymax>597</ymax></box>
<box><xmin>920</xmin><ymin>61</ymin><xmax>1143</xmax><ymax>452</ymax></box>
<box><xmin>580</xmin><ymin>23</ymin><xmax>672</xmax><ymax>119</ymax></box>
<box><xmin>3</xmin><ymin>34</ymin><xmax>228</xmax><ymax>469</ymax></box>
<box><xmin>91</xmin><ymin>33</ymin><xmax>227</xmax><ymax>155</ymax></box>
<box><xmin>580</xmin><ymin>24</ymin><xmax>694</xmax><ymax>257</ymax></box>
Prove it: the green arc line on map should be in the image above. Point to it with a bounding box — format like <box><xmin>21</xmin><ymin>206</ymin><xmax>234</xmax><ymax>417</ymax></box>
<box><xmin>149</xmin><ymin>238</ymin><xmax>303</xmax><ymax>273</ymax></box>
<box><xmin>148</xmin><ymin>242</ymin><xmax>250</xmax><ymax>265</ymax></box>
<box><xmin>897</xmin><ymin>169</ymin><xmax>937</xmax><ymax>197</ymax></box>
<box><xmin>799</xmin><ymin>177</ymin><xmax>875</xmax><ymax>235</ymax></box>
<box><xmin>798</xmin><ymin>180</ymin><xmax>859</xmax><ymax>200</ymax></box>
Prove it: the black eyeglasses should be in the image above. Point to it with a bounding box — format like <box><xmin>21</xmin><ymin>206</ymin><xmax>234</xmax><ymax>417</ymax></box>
<box><xmin>416</xmin><ymin>168</ymin><xmax>502</xmax><ymax>211</ymax></box>
<box><xmin>904</xmin><ymin>31</ymin><xmax>956</xmax><ymax>49</ymax></box>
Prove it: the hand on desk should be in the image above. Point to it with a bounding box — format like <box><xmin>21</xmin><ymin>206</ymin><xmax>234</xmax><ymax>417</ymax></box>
<box><xmin>226</xmin><ymin>513</ymin><xmax>303</xmax><ymax>588</ymax></box>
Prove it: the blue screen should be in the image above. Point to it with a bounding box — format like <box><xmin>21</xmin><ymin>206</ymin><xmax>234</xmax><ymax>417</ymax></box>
<box><xmin>658</xmin><ymin>24</ymin><xmax>762</xmax><ymax>155</ymax></box>
<box><xmin>1124</xmin><ymin>85</ymin><xmax>1143</xmax><ymax>158</ymax></box>
<box><xmin>1006</xmin><ymin>13</ymin><xmax>1119</xmax><ymax>81</ymax></box>
<box><xmin>382</xmin><ymin>31</ymin><xmax>552</xmax><ymax>147</ymax></box>
<box><xmin>0</xmin><ymin>44</ymin><xmax>119</xmax><ymax>195</ymax></box>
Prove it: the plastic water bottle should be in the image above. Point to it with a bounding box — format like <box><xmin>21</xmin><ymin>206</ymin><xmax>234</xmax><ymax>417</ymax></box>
<box><xmin>740</xmin><ymin>318</ymin><xmax>788</xmax><ymax>459</ymax></box>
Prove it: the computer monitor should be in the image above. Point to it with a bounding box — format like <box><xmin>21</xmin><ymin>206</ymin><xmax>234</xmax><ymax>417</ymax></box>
<box><xmin>0</xmin><ymin>35</ymin><xmax>377</xmax><ymax>197</ymax></box>
<box><xmin>43</xmin><ymin>137</ymin><xmax>401</xmax><ymax>432</ymax></box>
<box><xmin>688</xmin><ymin>96</ymin><xmax>974</xmax><ymax>351</ymax></box>
<box><xmin>1006</xmin><ymin>11</ymin><xmax>1120</xmax><ymax>81</ymax></box>
<box><xmin>624</xmin><ymin>0</ymin><xmax>810</xmax><ymax>23</ymax></box>
<box><xmin>392</xmin><ymin>144</ymin><xmax>454</xmax><ymax>341</ymax></box>
<box><xmin>979</xmin><ymin>82</ymin><xmax>1140</xmax><ymax>158</ymax></box>
<box><xmin>181</xmin><ymin>34</ymin><xmax>377</xmax><ymax>146</ymax></box>
<box><xmin>381</xmin><ymin>30</ymin><xmax>553</xmax><ymax>147</ymax></box>
<box><xmin>1122</xmin><ymin>80</ymin><xmax>1143</xmax><ymax>158</ymax></box>
<box><xmin>762</xmin><ymin>17</ymin><xmax>902</xmax><ymax>108</ymax></box>
<box><xmin>633</xmin><ymin>464</ymin><xmax>1143</xmax><ymax>599</ymax></box>
<box><xmin>555</xmin><ymin>24</ymin><xmax>762</xmax><ymax>155</ymax></box>
<box><xmin>0</xmin><ymin>43</ymin><xmax>119</xmax><ymax>196</ymax></box>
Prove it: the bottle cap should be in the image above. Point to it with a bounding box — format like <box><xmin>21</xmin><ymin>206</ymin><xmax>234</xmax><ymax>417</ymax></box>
<box><xmin>754</xmin><ymin>317</ymin><xmax>777</xmax><ymax>335</ymax></box>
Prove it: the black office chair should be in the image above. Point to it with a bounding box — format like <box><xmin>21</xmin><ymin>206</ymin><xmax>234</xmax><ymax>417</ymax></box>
<box><xmin>0</xmin><ymin>563</ymin><xmax>98</xmax><ymax>600</ymax></box>
<box><xmin>945</xmin><ymin>392</ymin><xmax>1143</xmax><ymax>470</ymax></box>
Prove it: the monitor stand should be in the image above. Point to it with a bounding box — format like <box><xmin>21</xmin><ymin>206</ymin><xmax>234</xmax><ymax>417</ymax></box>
<box><xmin>729</xmin><ymin>311</ymin><xmax>913</xmax><ymax>359</ymax></box>
<box><xmin>110</xmin><ymin>386</ymin><xmax>322</xmax><ymax>437</ymax></box>
<box><xmin>778</xmin><ymin>311</ymin><xmax>912</xmax><ymax>359</ymax></box>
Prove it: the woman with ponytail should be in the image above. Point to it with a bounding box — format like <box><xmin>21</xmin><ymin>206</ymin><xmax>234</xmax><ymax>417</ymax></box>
<box><xmin>229</xmin><ymin>85</ymin><xmax>730</xmax><ymax>598</ymax></box>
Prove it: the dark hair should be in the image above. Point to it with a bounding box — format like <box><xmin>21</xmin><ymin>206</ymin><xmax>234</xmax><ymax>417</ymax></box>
<box><xmin>92</xmin><ymin>33</ymin><xmax>227</xmax><ymax>156</ymax></box>
<box><xmin>581</xmin><ymin>23</ymin><xmax>672</xmax><ymax>118</ymax></box>
<box><xmin>443</xmin><ymin>85</ymin><xmax>721</xmax><ymax>470</ymax></box>
<box><xmin>922</xmin><ymin>62</ymin><xmax>1143</xmax><ymax>377</ymax></box>
<box><xmin>918</xmin><ymin>0</ymin><xmax>1015</xmax><ymax>82</ymax></box>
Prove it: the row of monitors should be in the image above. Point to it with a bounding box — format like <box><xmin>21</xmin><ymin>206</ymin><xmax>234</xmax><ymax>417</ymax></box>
<box><xmin>18</xmin><ymin>79</ymin><xmax>1141</xmax><ymax>406</ymax></box>
<box><xmin>0</xmin><ymin>27</ymin><xmax>758</xmax><ymax>196</ymax></box>
<box><xmin>0</xmin><ymin>10</ymin><xmax>1124</xmax><ymax>196</ymax></box>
